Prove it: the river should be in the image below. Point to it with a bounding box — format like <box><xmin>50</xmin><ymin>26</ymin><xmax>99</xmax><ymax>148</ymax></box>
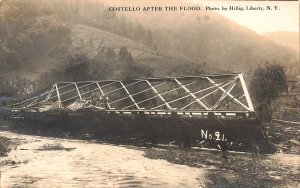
<box><xmin>0</xmin><ymin>131</ymin><xmax>205</xmax><ymax>187</ymax></box>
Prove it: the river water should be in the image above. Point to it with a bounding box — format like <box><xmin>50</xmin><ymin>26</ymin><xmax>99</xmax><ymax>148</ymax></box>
<box><xmin>0</xmin><ymin>131</ymin><xmax>205</xmax><ymax>187</ymax></box>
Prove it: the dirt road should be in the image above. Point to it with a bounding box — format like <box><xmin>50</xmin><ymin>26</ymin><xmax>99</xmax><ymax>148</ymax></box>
<box><xmin>0</xmin><ymin>131</ymin><xmax>205</xmax><ymax>187</ymax></box>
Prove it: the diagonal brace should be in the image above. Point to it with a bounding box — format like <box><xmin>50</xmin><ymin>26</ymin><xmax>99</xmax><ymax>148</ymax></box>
<box><xmin>205</xmin><ymin>76</ymin><xmax>250</xmax><ymax>111</ymax></box>
<box><xmin>238</xmin><ymin>74</ymin><xmax>254</xmax><ymax>111</ymax></box>
<box><xmin>95</xmin><ymin>82</ymin><xmax>105</xmax><ymax>96</ymax></box>
<box><xmin>145</xmin><ymin>80</ymin><xmax>173</xmax><ymax>110</ymax></box>
<box><xmin>211</xmin><ymin>78</ymin><xmax>238</xmax><ymax>110</ymax></box>
<box><xmin>174</xmin><ymin>78</ymin><xmax>209</xmax><ymax>110</ymax></box>
<box><xmin>74</xmin><ymin>83</ymin><xmax>82</xmax><ymax>100</ymax></box>
<box><xmin>120</xmin><ymin>82</ymin><xmax>140</xmax><ymax>109</ymax></box>
<box><xmin>54</xmin><ymin>84</ymin><xmax>61</xmax><ymax>108</ymax></box>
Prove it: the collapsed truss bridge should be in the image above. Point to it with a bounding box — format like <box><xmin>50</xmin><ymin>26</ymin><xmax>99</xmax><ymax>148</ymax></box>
<box><xmin>7</xmin><ymin>73</ymin><xmax>264</xmax><ymax>150</ymax></box>
<box><xmin>10</xmin><ymin>73</ymin><xmax>254</xmax><ymax>116</ymax></box>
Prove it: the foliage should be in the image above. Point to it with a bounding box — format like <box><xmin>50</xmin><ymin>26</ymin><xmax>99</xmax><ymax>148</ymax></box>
<box><xmin>37</xmin><ymin>47</ymin><xmax>153</xmax><ymax>88</ymax></box>
<box><xmin>37</xmin><ymin>69</ymin><xmax>64</xmax><ymax>90</ymax></box>
<box><xmin>37</xmin><ymin>53</ymin><xmax>91</xmax><ymax>88</ymax></box>
<box><xmin>38</xmin><ymin>142</ymin><xmax>64</xmax><ymax>151</ymax></box>
<box><xmin>0</xmin><ymin>136</ymin><xmax>12</xmax><ymax>156</ymax></box>
<box><xmin>121</xmin><ymin>62</ymin><xmax>154</xmax><ymax>80</ymax></box>
<box><xmin>117</xmin><ymin>47</ymin><xmax>154</xmax><ymax>79</ymax></box>
<box><xmin>64</xmin><ymin>53</ymin><xmax>91</xmax><ymax>81</ymax></box>
<box><xmin>168</xmin><ymin>63</ymin><xmax>204</xmax><ymax>76</ymax></box>
<box><xmin>0</xmin><ymin>0</ymin><xmax>297</xmax><ymax>75</ymax></box>
<box><xmin>273</xmin><ymin>94</ymin><xmax>300</xmax><ymax>122</ymax></box>
<box><xmin>0</xmin><ymin>75</ymin><xmax>38</xmax><ymax>95</ymax></box>
<box><xmin>105</xmin><ymin>48</ymin><xmax>116</xmax><ymax>62</ymax></box>
<box><xmin>250</xmin><ymin>63</ymin><xmax>288</xmax><ymax>122</ymax></box>
<box><xmin>145</xmin><ymin>148</ymin><xmax>297</xmax><ymax>187</ymax></box>
<box><xmin>0</xmin><ymin>0</ymin><xmax>296</xmax><ymax>97</ymax></box>
<box><xmin>0</xmin><ymin>0</ymin><xmax>71</xmax><ymax>71</ymax></box>
<box><xmin>119</xmin><ymin>46</ymin><xmax>129</xmax><ymax>62</ymax></box>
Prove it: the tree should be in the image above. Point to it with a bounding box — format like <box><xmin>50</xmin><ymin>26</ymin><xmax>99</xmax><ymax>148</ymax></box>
<box><xmin>105</xmin><ymin>48</ymin><xmax>116</xmax><ymax>62</ymax></box>
<box><xmin>146</xmin><ymin>29</ymin><xmax>153</xmax><ymax>47</ymax></box>
<box><xmin>118</xmin><ymin>46</ymin><xmax>129</xmax><ymax>62</ymax></box>
<box><xmin>120</xmin><ymin>51</ymin><xmax>153</xmax><ymax>79</ymax></box>
<box><xmin>124</xmin><ymin>52</ymin><xmax>134</xmax><ymax>65</ymax></box>
<box><xmin>0</xmin><ymin>0</ymin><xmax>71</xmax><ymax>70</ymax></box>
<box><xmin>168</xmin><ymin>63</ymin><xmax>203</xmax><ymax>76</ymax></box>
<box><xmin>64</xmin><ymin>53</ymin><xmax>90</xmax><ymax>81</ymax></box>
<box><xmin>250</xmin><ymin>63</ymin><xmax>288</xmax><ymax>122</ymax></box>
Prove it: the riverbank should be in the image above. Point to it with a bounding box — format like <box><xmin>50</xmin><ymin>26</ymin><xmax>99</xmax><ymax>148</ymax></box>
<box><xmin>0</xmin><ymin>117</ymin><xmax>299</xmax><ymax>187</ymax></box>
<box><xmin>0</xmin><ymin>128</ymin><xmax>299</xmax><ymax>187</ymax></box>
<box><xmin>145</xmin><ymin>147</ymin><xmax>299</xmax><ymax>187</ymax></box>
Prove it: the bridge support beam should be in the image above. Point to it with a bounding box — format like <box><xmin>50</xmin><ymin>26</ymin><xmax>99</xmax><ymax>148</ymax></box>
<box><xmin>174</xmin><ymin>78</ymin><xmax>209</xmax><ymax>110</ymax></box>
<box><xmin>74</xmin><ymin>83</ymin><xmax>82</xmax><ymax>100</ymax></box>
<box><xmin>205</xmin><ymin>76</ymin><xmax>250</xmax><ymax>111</ymax></box>
<box><xmin>145</xmin><ymin>80</ymin><xmax>173</xmax><ymax>110</ymax></box>
<box><xmin>120</xmin><ymin>82</ymin><xmax>140</xmax><ymax>109</ymax></box>
<box><xmin>54</xmin><ymin>84</ymin><xmax>61</xmax><ymax>108</ymax></box>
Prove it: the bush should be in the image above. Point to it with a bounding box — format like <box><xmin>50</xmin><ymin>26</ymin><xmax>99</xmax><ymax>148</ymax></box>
<box><xmin>0</xmin><ymin>136</ymin><xmax>12</xmax><ymax>156</ymax></box>
<box><xmin>38</xmin><ymin>142</ymin><xmax>64</xmax><ymax>151</ymax></box>
<box><xmin>250</xmin><ymin>63</ymin><xmax>288</xmax><ymax>122</ymax></box>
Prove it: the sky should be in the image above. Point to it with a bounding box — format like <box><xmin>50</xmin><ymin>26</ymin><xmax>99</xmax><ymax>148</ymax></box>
<box><xmin>188</xmin><ymin>1</ymin><xmax>299</xmax><ymax>34</ymax></box>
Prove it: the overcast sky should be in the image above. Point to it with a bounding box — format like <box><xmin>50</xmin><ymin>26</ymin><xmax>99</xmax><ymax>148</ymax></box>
<box><xmin>189</xmin><ymin>1</ymin><xmax>299</xmax><ymax>34</ymax></box>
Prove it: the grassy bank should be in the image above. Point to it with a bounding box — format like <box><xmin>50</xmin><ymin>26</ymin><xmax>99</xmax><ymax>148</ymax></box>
<box><xmin>145</xmin><ymin>148</ymin><xmax>299</xmax><ymax>187</ymax></box>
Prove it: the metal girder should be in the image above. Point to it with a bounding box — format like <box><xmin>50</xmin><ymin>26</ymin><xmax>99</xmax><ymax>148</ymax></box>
<box><xmin>74</xmin><ymin>83</ymin><xmax>82</xmax><ymax>100</ymax></box>
<box><xmin>95</xmin><ymin>82</ymin><xmax>105</xmax><ymax>96</ymax></box>
<box><xmin>151</xmin><ymin>79</ymin><xmax>199</xmax><ymax>110</ymax></box>
<box><xmin>119</xmin><ymin>82</ymin><xmax>140</xmax><ymax>109</ymax></box>
<box><xmin>145</xmin><ymin>80</ymin><xmax>173</xmax><ymax>110</ymax></box>
<box><xmin>210</xmin><ymin>77</ymin><xmax>238</xmax><ymax>110</ymax></box>
<box><xmin>110</xmin><ymin>81</ymin><xmax>167</xmax><ymax>106</ymax></box>
<box><xmin>26</xmin><ymin>90</ymin><xmax>51</xmax><ymax>108</ymax></box>
<box><xmin>54</xmin><ymin>84</ymin><xmax>61</xmax><ymax>108</ymax></box>
<box><xmin>180</xmin><ymin>80</ymin><xmax>234</xmax><ymax>110</ymax></box>
<box><xmin>205</xmin><ymin>76</ymin><xmax>250</xmax><ymax>111</ymax></box>
<box><xmin>105</xmin><ymin>81</ymin><xmax>142</xmax><ymax>95</ymax></box>
<box><xmin>45</xmin><ymin>86</ymin><xmax>55</xmax><ymax>102</ymax></box>
<box><xmin>174</xmin><ymin>78</ymin><xmax>209</xmax><ymax>110</ymax></box>
<box><xmin>238</xmin><ymin>74</ymin><xmax>254</xmax><ymax>111</ymax></box>
<box><xmin>121</xmin><ymin>82</ymin><xmax>171</xmax><ymax>110</ymax></box>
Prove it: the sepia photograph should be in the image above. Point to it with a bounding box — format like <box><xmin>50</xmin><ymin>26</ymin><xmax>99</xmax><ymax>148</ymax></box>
<box><xmin>0</xmin><ymin>0</ymin><xmax>299</xmax><ymax>187</ymax></box>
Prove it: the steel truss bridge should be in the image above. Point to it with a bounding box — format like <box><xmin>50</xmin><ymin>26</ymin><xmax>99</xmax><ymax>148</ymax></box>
<box><xmin>5</xmin><ymin>73</ymin><xmax>267</xmax><ymax>151</ymax></box>
<box><xmin>9</xmin><ymin>73</ymin><xmax>255</xmax><ymax>118</ymax></box>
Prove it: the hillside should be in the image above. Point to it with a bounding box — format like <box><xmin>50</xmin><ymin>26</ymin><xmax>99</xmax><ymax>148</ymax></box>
<box><xmin>263</xmin><ymin>31</ymin><xmax>299</xmax><ymax>53</ymax></box>
<box><xmin>0</xmin><ymin>0</ymin><xmax>298</xmax><ymax>94</ymax></box>
<box><xmin>70</xmin><ymin>24</ymin><xmax>214</xmax><ymax>76</ymax></box>
<box><xmin>71</xmin><ymin>24</ymin><xmax>157</xmax><ymax>59</ymax></box>
<box><xmin>122</xmin><ymin>9</ymin><xmax>298</xmax><ymax>73</ymax></box>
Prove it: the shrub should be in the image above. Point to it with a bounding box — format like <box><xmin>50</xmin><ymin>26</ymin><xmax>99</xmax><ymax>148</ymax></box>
<box><xmin>38</xmin><ymin>142</ymin><xmax>64</xmax><ymax>151</ymax></box>
<box><xmin>0</xmin><ymin>136</ymin><xmax>12</xmax><ymax>156</ymax></box>
<box><xmin>250</xmin><ymin>63</ymin><xmax>288</xmax><ymax>122</ymax></box>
